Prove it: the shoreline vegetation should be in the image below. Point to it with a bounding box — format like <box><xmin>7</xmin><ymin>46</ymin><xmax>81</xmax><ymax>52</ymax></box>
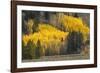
<box><xmin>22</xmin><ymin>11</ymin><xmax>90</xmax><ymax>62</ymax></box>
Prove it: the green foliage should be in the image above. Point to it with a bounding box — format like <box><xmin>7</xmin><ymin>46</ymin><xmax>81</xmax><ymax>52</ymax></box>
<box><xmin>22</xmin><ymin>40</ymin><xmax>44</xmax><ymax>60</ymax></box>
<box><xmin>22</xmin><ymin>41</ymin><xmax>33</xmax><ymax>60</ymax></box>
<box><xmin>35</xmin><ymin>40</ymin><xmax>41</xmax><ymax>59</ymax></box>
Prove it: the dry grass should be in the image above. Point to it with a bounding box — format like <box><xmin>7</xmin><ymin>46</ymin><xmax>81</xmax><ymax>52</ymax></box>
<box><xmin>22</xmin><ymin>53</ymin><xmax>90</xmax><ymax>62</ymax></box>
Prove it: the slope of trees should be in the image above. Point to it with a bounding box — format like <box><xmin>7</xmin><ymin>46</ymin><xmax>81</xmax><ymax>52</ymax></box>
<box><xmin>22</xmin><ymin>12</ymin><xmax>90</xmax><ymax>60</ymax></box>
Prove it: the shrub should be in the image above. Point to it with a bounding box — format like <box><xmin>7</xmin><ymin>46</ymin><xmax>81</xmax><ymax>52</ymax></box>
<box><xmin>22</xmin><ymin>40</ymin><xmax>38</xmax><ymax>60</ymax></box>
<box><xmin>22</xmin><ymin>41</ymin><xmax>33</xmax><ymax>60</ymax></box>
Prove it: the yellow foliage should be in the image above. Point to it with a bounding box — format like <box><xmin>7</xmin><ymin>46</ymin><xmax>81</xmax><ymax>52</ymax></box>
<box><xmin>23</xmin><ymin>24</ymin><xmax>69</xmax><ymax>47</ymax></box>
<box><xmin>23</xmin><ymin>15</ymin><xmax>90</xmax><ymax>48</ymax></box>
<box><xmin>60</xmin><ymin>15</ymin><xmax>89</xmax><ymax>41</ymax></box>
<box><xmin>25</xmin><ymin>19</ymin><xmax>34</xmax><ymax>34</ymax></box>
